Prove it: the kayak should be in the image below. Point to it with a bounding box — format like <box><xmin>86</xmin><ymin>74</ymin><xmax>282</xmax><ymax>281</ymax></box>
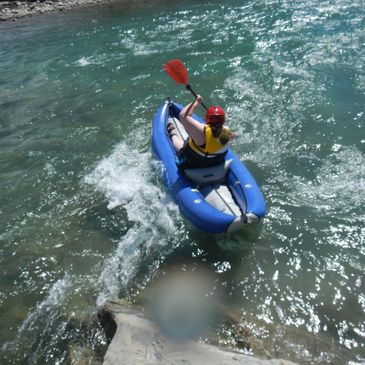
<box><xmin>152</xmin><ymin>100</ymin><xmax>266</xmax><ymax>233</ymax></box>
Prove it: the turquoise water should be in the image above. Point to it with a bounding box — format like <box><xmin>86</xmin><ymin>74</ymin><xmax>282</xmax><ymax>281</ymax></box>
<box><xmin>0</xmin><ymin>0</ymin><xmax>364</xmax><ymax>363</ymax></box>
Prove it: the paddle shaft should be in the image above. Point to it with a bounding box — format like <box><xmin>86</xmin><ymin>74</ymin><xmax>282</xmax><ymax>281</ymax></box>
<box><xmin>186</xmin><ymin>84</ymin><xmax>208</xmax><ymax>111</ymax></box>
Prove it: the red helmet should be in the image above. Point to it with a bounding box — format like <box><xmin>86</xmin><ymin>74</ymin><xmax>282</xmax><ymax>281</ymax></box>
<box><xmin>205</xmin><ymin>106</ymin><xmax>225</xmax><ymax>125</ymax></box>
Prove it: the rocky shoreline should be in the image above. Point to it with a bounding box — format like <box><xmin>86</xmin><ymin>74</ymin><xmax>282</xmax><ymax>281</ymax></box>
<box><xmin>0</xmin><ymin>0</ymin><xmax>110</xmax><ymax>21</ymax></box>
<box><xmin>98</xmin><ymin>300</ymin><xmax>299</xmax><ymax>365</ymax></box>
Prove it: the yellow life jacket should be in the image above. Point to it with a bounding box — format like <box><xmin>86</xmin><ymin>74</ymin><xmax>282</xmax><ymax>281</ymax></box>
<box><xmin>188</xmin><ymin>125</ymin><xmax>229</xmax><ymax>157</ymax></box>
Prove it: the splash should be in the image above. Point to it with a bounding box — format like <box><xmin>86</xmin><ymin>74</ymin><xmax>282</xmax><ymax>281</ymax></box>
<box><xmin>1</xmin><ymin>275</ymin><xmax>71</xmax><ymax>363</ymax></box>
<box><xmin>84</xmin><ymin>142</ymin><xmax>181</xmax><ymax>305</ymax></box>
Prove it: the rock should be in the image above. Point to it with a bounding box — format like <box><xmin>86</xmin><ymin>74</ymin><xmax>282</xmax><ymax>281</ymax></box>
<box><xmin>0</xmin><ymin>0</ymin><xmax>110</xmax><ymax>21</ymax></box>
<box><xmin>98</xmin><ymin>300</ymin><xmax>299</xmax><ymax>365</ymax></box>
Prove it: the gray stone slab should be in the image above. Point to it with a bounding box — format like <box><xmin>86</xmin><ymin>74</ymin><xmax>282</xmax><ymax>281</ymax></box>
<box><xmin>99</xmin><ymin>301</ymin><xmax>299</xmax><ymax>365</ymax></box>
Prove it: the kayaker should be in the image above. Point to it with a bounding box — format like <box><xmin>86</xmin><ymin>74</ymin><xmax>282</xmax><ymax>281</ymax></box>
<box><xmin>167</xmin><ymin>95</ymin><xmax>234</xmax><ymax>169</ymax></box>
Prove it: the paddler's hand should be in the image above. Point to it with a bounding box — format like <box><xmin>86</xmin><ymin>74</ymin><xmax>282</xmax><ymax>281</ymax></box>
<box><xmin>228</xmin><ymin>130</ymin><xmax>236</xmax><ymax>139</ymax></box>
<box><xmin>196</xmin><ymin>95</ymin><xmax>202</xmax><ymax>103</ymax></box>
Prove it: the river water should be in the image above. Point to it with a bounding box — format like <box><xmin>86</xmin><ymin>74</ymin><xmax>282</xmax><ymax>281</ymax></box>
<box><xmin>0</xmin><ymin>0</ymin><xmax>364</xmax><ymax>364</ymax></box>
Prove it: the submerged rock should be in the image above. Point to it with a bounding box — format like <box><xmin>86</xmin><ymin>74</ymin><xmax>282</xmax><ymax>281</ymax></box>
<box><xmin>98</xmin><ymin>300</ymin><xmax>299</xmax><ymax>365</ymax></box>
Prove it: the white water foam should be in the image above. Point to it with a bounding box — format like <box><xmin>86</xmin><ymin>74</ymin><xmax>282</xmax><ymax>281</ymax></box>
<box><xmin>294</xmin><ymin>145</ymin><xmax>365</xmax><ymax>214</ymax></box>
<box><xmin>84</xmin><ymin>143</ymin><xmax>151</xmax><ymax>210</ymax></box>
<box><xmin>84</xmin><ymin>142</ymin><xmax>181</xmax><ymax>305</ymax></box>
<box><xmin>76</xmin><ymin>53</ymin><xmax>124</xmax><ymax>67</ymax></box>
<box><xmin>77</xmin><ymin>56</ymin><xmax>92</xmax><ymax>67</ymax></box>
<box><xmin>1</xmin><ymin>274</ymin><xmax>71</xmax><ymax>358</ymax></box>
<box><xmin>19</xmin><ymin>274</ymin><xmax>70</xmax><ymax>333</ymax></box>
<box><xmin>223</xmin><ymin>70</ymin><xmax>302</xmax><ymax>168</ymax></box>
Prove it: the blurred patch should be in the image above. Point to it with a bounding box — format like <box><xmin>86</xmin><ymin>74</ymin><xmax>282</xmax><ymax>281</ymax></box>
<box><xmin>147</xmin><ymin>266</ymin><xmax>220</xmax><ymax>340</ymax></box>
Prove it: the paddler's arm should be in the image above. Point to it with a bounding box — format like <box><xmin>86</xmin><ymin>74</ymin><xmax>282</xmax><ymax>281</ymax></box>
<box><xmin>179</xmin><ymin>96</ymin><xmax>205</xmax><ymax>146</ymax></box>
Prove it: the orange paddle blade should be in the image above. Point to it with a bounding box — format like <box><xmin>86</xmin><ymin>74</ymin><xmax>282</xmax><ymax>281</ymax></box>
<box><xmin>163</xmin><ymin>59</ymin><xmax>188</xmax><ymax>84</ymax></box>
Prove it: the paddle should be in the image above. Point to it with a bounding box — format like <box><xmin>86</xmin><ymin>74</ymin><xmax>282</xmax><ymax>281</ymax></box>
<box><xmin>163</xmin><ymin>59</ymin><xmax>208</xmax><ymax>111</ymax></box>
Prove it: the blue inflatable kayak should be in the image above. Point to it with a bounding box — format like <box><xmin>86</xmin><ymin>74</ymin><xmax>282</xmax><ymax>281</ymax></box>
<box><xmin>152</xmin><ymin>101</ymin><xmax>266</xmax><ymax>233</ymax></box>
